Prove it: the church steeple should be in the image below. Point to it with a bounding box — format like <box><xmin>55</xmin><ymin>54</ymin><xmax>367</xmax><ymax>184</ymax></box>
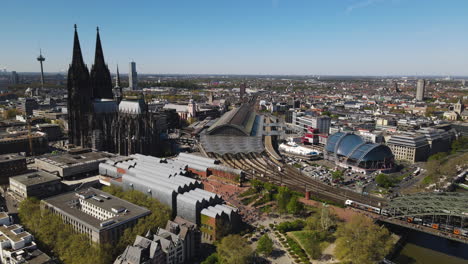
<box><xmin>113</xmin><ymin>65</ymin><xmax>123</xmax><ymax>103</ymax></box>
<box><xmin>90</xmin><ymin>26</ymin><xmax>113</xmax><ymax>99</ymax></box>
<box><xmin>67</xmin><ymin>24</ymin><xmax>92</xmax><ymax>147</ymax></box>
<box><xmin>71</xmin><ymin>24</ymin><xmax>86</xmax><ymax>69</ymax></box>
<box><xmin>116</xmin><ymin>65</ymin><xmax>121</xmax><ymax>88</ymax></box>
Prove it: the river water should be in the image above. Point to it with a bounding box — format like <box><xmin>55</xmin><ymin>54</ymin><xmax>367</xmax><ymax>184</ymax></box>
<box><xmin>391</xmin><ymin>230</ymin><xmax>468</xmax><ymax>264</ymax></box>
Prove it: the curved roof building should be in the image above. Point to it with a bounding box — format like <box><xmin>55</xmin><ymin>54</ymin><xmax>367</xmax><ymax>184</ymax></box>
<box><xmin>206</xmin><ymin>104</ymin><xmax>257</xmax><ymax>136</ymax></box>
<box><xmin>325</xmin><ymin>132</ymin><xmax>394</xmax><ymax>172</ymax></box>
<box><xmin>201</xmin><ymin>103</ymin><xmax>265</xmax><ymax>155</ymax></box>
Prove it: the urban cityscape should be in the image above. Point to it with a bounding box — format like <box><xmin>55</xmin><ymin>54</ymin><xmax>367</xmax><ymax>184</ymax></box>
<box><xmin>0</xmin><ymin>1</ymin><xmax>467</xmax><ymax>264</ymax></box>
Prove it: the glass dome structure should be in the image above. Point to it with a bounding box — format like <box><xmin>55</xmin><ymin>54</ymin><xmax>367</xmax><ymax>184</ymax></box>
<box><xmin>325</xmin><ymin>132</ymin><xmax>394</xmax><ymax>171</ymax></box>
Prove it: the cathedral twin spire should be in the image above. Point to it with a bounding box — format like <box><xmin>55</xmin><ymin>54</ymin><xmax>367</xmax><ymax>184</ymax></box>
<box><xmin>71</xmin><ymin>25</ymin><xmax>113</xmax><ymax>100</ymax></box>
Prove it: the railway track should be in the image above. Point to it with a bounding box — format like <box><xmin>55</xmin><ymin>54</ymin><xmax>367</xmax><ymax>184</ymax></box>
<box><xmin>201</xmin><ymin>115</ymin><xmax>387</xmax><ymax>207</ymax></box>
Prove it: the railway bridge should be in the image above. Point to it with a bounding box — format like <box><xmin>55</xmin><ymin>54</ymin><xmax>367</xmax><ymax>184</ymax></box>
<box><xmin>379</xmin><ymin>192</ymin><xmax>468</xmax><ymax>243</ymax></box>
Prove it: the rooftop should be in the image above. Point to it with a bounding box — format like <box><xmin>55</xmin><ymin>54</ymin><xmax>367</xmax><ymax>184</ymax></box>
<box><xmin>207</xmin><ymin>104</ymin><xmax>257</xmax><ymax>136</ymax></box>
<box><xmin>10</xmin><ymin>171</ymin><xmax>61</xmax><ymax>187</ymax></box>
<box><xmin>0</xmin><ymin>224</ymin><xmax>31</xmax><ymax>243</ymax></box>
<box><xmin>36</xmin><ymin>150</ymin><xmax>114</xmax><ymax>169</ymax></box>
<box><xmin>43</xmin><ymin>187</ymin><xmax>150</xmax><ymax>231</ymax></box>
<box><xmin>0</xmin><ymin>154</ymin><xmax>25</xmax><ymax>163</ymax></box>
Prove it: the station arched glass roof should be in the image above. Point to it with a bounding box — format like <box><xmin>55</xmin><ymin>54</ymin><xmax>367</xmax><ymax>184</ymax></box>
<box><xmin>325</xmin><ymin>132</ymin><xmax>364</xmax><ymax>156</ymax></box>
<box><xmin>325</xmin><ymin>132</ymin><xmax>393</xmax><ymax>163</ymax></box>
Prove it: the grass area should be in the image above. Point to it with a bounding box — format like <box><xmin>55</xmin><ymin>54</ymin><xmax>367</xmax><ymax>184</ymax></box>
<box><xmin>289</xmin><ymin>230</ymin><xmax>331</xmax><ymax>260</ymax></box>
<box><xmin>293</xmin><ymin>163</ymin><xmax>302</xmax><ymax>169</ymax></box>
<box><xmin>239</xmin><ymin>188</ymin><xmax>257</xmax><ymax>198</ymax></box>
<box><xmin>285</xmin><ymin>235</ymin><xmax>310</xmax><ymax>263</ymax></box>
<box><xmin>240</xmin><ymin>194</ymin><xmax>260</xmax><ymax>205</ymax></box>
<box><xmin>292</xmin><ymin>230</ymin><xmax>333</xmax><ymax>252</ymax></box>
<box><xmin>260</xmin><ymin>205</ymin><xmax>273</xmax><ymax>213</ymax></box>
<box><xmin>252</xmin><ymin>194</ymin><xmax>272</xmax><ymax>207</ymax></box>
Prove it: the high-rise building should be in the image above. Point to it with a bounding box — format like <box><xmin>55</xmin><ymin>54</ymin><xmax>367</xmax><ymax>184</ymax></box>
<box><xmin>129</xmin><ymin>61</ymin><xmax>138</xmax><ymax>90</ymax></box>
<box><xmin>416</xmin><ymin>79</ymin><xmax>425</xmax><ymax>101</ymax></box>
<box><xmin>10</xmin><ymin>71</ymin><xmax>19</xmax><ymax>85</ymax></box>
<box><xmin>240</xmin><ymin>83</ymin><xmax>246</xmax><ymax>98</ymax></box>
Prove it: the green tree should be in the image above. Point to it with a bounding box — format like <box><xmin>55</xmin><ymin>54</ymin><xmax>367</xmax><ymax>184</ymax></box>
<box><xmin>287</xmin><ymin>196</ymin><xmax>304</xmax><ymax>215</ymax></box>
<box><xmin>302</xmin><ymin>236</ymin><xmax>322</xmax><ymax>259</ymax></box>
<box><xmin>202</xmin><ymin>253</ymin><xmax>219</xmax><ymax>264</ymax></box>
<box><xmin>256</xmin><ymin>234</ymin><xmax>274</xmax><ymax>256</ymax></box>
<box><xmin>276</xmin><ymin>186</ymin><xmax>292</xmax><ymax>213</ymax></box>
<box><xmin>428</xmin><ymin>152</ymin><xmax>448</xmax><ymax>161</ymax></box>
<box><xmin>18</xmin><ymin>198</ymin><xmax>113</xmax><ymax>264</ymax></box>
<box><xmin>334</xmin><ymin>215</ymin><xmax>393</xmax><ymax>264</ymax></box>
<box><xmin>217</xmin><ymin>235</ymin><xmax>253</xmax><ymax>264</ymax></box>
<box><xmin>375</xmin><ymin>174</ymin><xmax>394</xmax><ymax>188</ymax></box>
<box><xmin>451</xmin><ymin>136</ymin><xmax>468</xmax><ymax>154</ymax></box>
<box><xmin>331</xmin><ymin>170</ymin><xmax>344</xmax><ymax>181</ymax></box>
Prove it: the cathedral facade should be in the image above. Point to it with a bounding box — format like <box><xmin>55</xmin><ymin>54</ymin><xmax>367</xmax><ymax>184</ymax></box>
<box><xmin>67</xmin><ymin>25</ymin><xmax>170</xmax><ymax>156</ymax></box>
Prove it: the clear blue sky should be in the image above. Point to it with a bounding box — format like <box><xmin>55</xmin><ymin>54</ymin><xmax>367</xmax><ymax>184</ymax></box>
<box><xmin>1</xmin><ymin>0</ymin><xmax>468</xmax><ymax>76</ymax></box>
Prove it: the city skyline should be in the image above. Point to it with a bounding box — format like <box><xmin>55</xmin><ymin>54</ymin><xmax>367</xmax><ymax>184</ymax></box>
<box><xmin>2</xmin><ymin>0</ymin><xmax>468</xmax><ymax>76</ymax></box>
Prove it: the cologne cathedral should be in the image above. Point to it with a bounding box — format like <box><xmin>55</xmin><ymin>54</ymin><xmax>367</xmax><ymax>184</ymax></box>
<box><xmin>67</xmin><ymin>25</ymin><xmax>169</xmax><ymax>156</ymax></box>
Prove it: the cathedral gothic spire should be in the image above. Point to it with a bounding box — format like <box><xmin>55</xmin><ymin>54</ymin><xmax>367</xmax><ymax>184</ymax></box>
<box><xmin>116</xmin><ymin>65</ymin><xmax>121</xmax><ymax>88</ymax></box>
<box><xmin>90</xmin><ymin>26</ymin><xmax>113</xmax><ymax>99</ymax></box>
<box><xmin>67</xmin><ymin>24</ymin><xmax>92</xmax><ymax>147</ymax></box>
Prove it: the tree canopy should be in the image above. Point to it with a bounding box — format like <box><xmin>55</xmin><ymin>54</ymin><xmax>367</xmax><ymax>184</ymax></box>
<box><xmin>217</xmin><ymin>235</ymin><xmax>253</xmax><ymax>264</ymax></box>
<box><xmin>375</xmin><ymin>174</ymin><xmax>395</xmax><ymax>188</ymax></box>
<box><xmin>334</xmin><ymin>215</ymin><xmax>394</xmax><ymax>264</ymax></box>
<box><xmin>331</xmin><ymin>170</ymin><xmax>344</xmax><ymax>181</ymax></box>
<box><xmin>256</xmin><ymin>234</ymin><xmax>274</xmax><ymax>256</ymax></box>
<box><xmin>18</xmin><ymin>186</ymin><xmax>171</xmax><ymax>264</ymax></box>
<box><xmin>18</xmin><ymin>198</ymin><xmax>113</xmax><ymax>264</ymax></box>
<box><xmin>102</xmin><ymin>185</ymin><xmax>171</xmax><ymax>252</ymax></box>
<box><xmin>287</xmin><ymin>195</ymin><xmax>304</xmax><ymax>215</ymax></box>
<box><xmin>276</xmin><ymin>186</ymin><xmax>292</xmax><ymax>213</ymax></box>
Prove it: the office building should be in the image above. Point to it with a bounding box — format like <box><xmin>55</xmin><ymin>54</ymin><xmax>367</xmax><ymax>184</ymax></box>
<box><xmin>10</xmin><ymin>71</ymin><xmax>19</xmax><ymax>85</ymax></box>
<box><xmin>129</xmin><ymin>61</ymin><xmax>138</xmax><ymax>90</ymax></box>
<box><xmin>386</xmin><ymin>132</ymin><xmax>431</xmax><ymax>163</ymax></box>
<box><xmin>416</xmin><ymin>79</ymin><xmax>425</xmax><ymax>101</ymax></box>
<box><xmin>240</xmin><ymin>83</ymin><xmax>246</xmax><ymax>99</ymax></box>
<box><xmin>0</xmin><ymin>154</ymin><xmax>27</xmax><ymax>184</ymax></box>
<box><xmin>292</xmin><ymin>112</ymin><xmax>331</xmax><ymax>135</ymax></box>
<box><xmin>36</xmin><ymin>123</ymin><xmax>62</xmax><ymax>141</ymax></box>
<box><xmin>42</xmin><ymin>188</ymin><xmax>151</xmax><ymax>244</ymax></box>
<box><xmin>0</xmin><ymin>132</ymin><xmax>48</xmax><ymax>156</ymax></box>
<box><xmin>19</xmin><ymin>98</ymin><xmax>37</xmax><ymax>116</ymax></box>
<box><xmin>35</xmin><ymin>148</ymin><xmax>114</xmax><ymax>178</ymax></box>
<box><xmin>9</xmin><ymin>171</ymin><xmax>62</xmax><ymax>200</ymax></box>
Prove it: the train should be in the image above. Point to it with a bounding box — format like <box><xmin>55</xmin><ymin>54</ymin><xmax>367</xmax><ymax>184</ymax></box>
<box><xmin>345</xmin><ymin>199</ymin><xmax>468</xmax><ymax>237</ymax></box>
<box><xmin>345</xmin><ymin>199</ymin><xmax>388</xmax><ymax>215</ymax></box>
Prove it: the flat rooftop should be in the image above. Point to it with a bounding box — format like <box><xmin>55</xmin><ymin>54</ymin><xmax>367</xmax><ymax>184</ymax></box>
<box><xmin>0</xmin><ymin>154</ymin><xmax>25</xmax><ymax>163</ymax></box>
<box><xmin>0</xmin><ymin>224</ymin><xmax>30</xmax><ymax>243</ymax></box>
<box><xmin>43</xmin><ymin>187</ymin><xmax>150</xmax><ymax>231</ymax></box>
<box><xmin>36</xmin><ymin>150</ymin><xmax>114</xmax><ymax>168</ymax></box>
<box><xmin>10</xmin><ymin>171</ymin><xmax>61</xmax><ymax>186</ymax></box>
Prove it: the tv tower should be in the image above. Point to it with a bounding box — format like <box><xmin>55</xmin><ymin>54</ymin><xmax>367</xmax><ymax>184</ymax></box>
<box><xmin>37</xmin><ymin>49</ymin><xmax>45</xmax><ymax>96</ymax></box>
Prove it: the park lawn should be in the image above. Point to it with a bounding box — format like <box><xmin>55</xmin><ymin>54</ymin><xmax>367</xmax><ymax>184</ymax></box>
<box><xmin>289</xmin><ymin>230</ymin><xmax>332</xmax><ymax>259</ymax></box>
